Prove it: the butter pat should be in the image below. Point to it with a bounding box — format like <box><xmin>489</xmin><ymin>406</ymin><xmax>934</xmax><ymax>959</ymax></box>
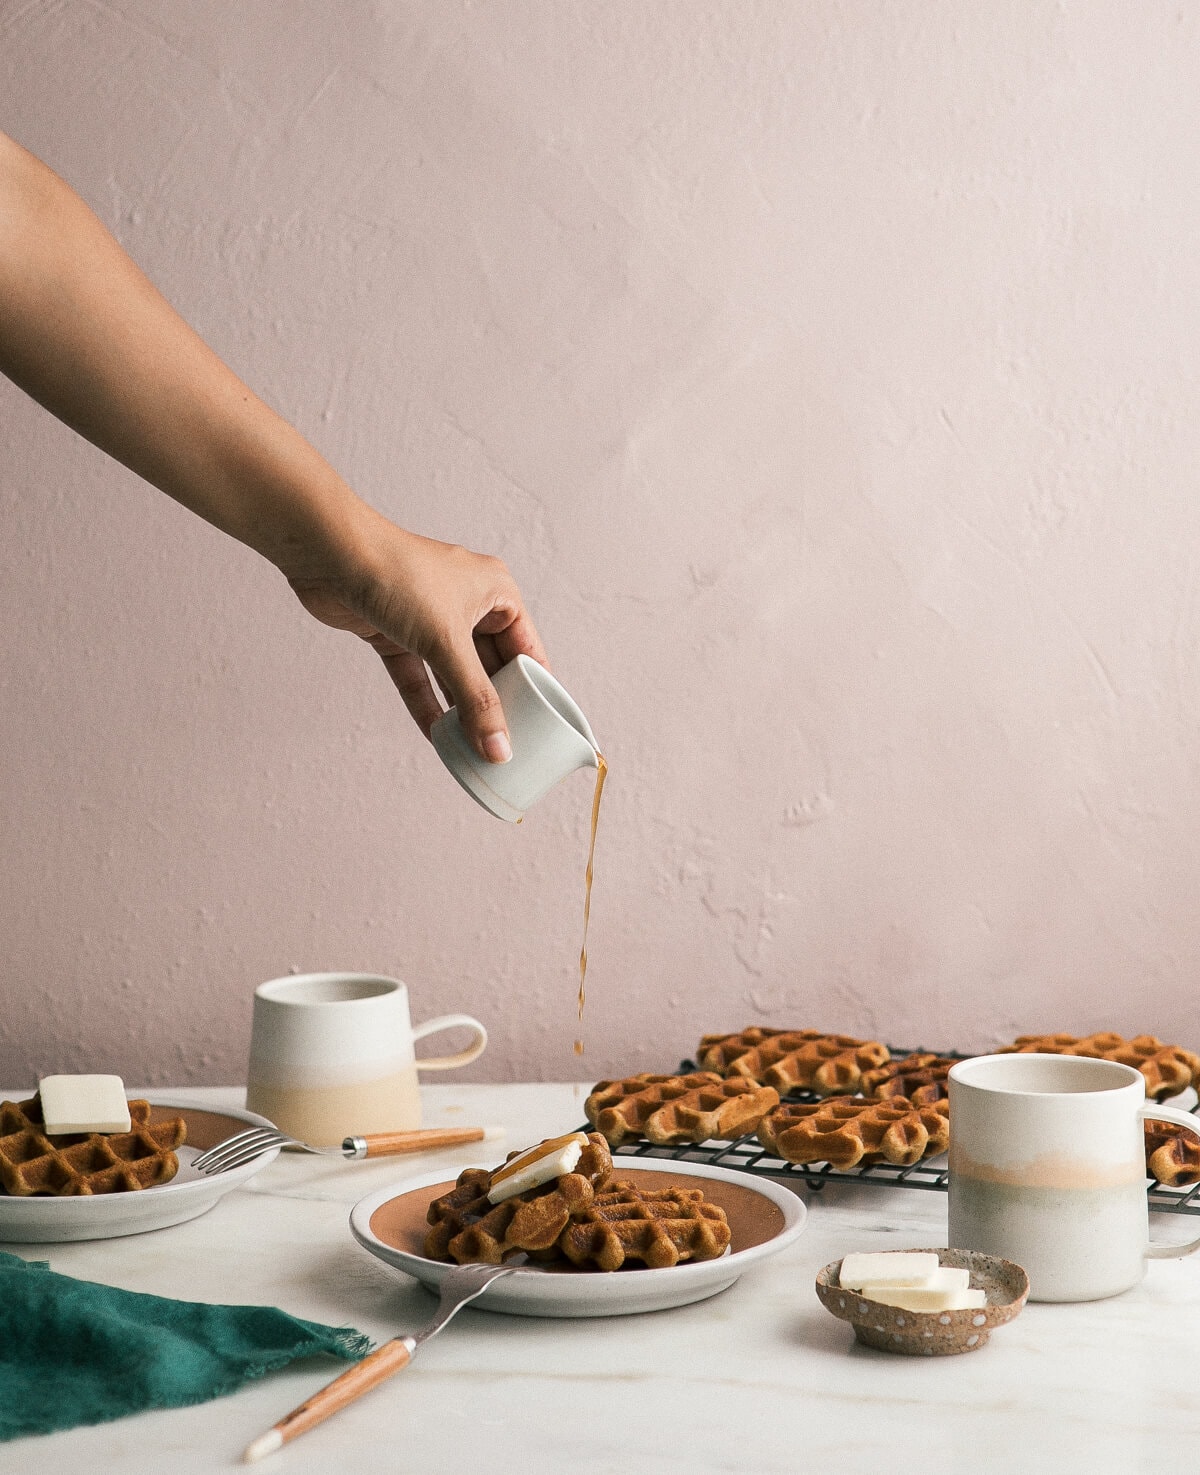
<box><xmin>838</xmin><ymin>1251</ymin><xmax>941</xmax><ymax>1290</ymax></box>
<box><xmin>858</xmin><ymin>1284</ymin><xmax>987</xmax><ymax>1313</ymax></box>
<box><xmin>487</xmin><ymin>1132</ymin><xmax>589</xmax><ymax>1204</ymax></box>
<box><xmin>38</xmin><ymin>1075</ymin><xmax>131</xmax><ymax>1135</ymax></box>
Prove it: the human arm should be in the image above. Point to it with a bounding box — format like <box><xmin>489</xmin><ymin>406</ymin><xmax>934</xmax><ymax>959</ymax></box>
<box><xmin>0</xmin><ymin>129</ymin><xmax>544</xmax><ymax>759</ymax></box>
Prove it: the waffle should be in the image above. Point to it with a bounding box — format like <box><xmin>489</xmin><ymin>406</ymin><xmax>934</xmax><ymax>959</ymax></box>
<box><xmin>861</xmin><ymin>1053</ymin><xmax>958</xmax><ymax>1105</ymax></box>
<box><xmin>0</xmin><ymin>1096</ymin><xmax>186</xmax><ymax>1196</ymax></box>
<box><xmin>697</xmin><ymin>1027</ymin><xmax>890</xmax><ymax>1096</ymax></box>
<box><xmin>997</xmin><ymin>1033</ymin><xmax>1200</xmax><ymax>1102</ymax></box>
<box><xmin>584</xmin><ymin>1072</ymin><xmax>779</xmax><ymax>1148</ymax></box>
<box><xmin>425</xmin><ymin>1133</ymin><xmax>614</xmax><ymax>1264</ymax></box>
<box><xmin>1144</xmin><ymin>1119</ymin><xmax>1200</xmax><ymax>1187</ymax></box>
<box><xmin>424</xmin><ymin>1134</ymin><xmax>730</xmax><ymax>1270</ymax></box>
<box><xmin>558</xmin><ymin>1182</ymin><xmax>731</xmax><ymax>1270</ymax></box>
<box><xmin>757</xmin><ymin>1094</ymin><xmax>950</xmax><ymax>1169</ymax></box>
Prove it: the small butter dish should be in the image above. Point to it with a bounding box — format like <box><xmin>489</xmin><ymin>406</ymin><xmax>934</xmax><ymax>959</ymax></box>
<box><xmin>815</xmin><ymin>1247</ymin><xmax>1029</xmax><ymax>1356</ymax></box>
<box><xmin>38</xmin><ymin>1075</ymin><xmax>131</xmax><ymax>1135</ymax></box>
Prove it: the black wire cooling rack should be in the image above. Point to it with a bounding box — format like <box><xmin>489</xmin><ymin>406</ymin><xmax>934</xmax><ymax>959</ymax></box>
<box><xmin>593</xmin><ymin>1051</ymin><xmax>1200</xmax><ymax>1218</ymax></box>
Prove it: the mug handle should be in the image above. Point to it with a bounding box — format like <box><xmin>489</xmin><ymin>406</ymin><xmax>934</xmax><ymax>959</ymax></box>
<box><xmin>1140</xmin><ymin>1102</ymin><xmax>1200</xmax><ymax>1260</ymax></box>
<box><xmin>411</xmin><ymin>1014</ymin><xmax>488</xmax><ymax>1071</ymax></box>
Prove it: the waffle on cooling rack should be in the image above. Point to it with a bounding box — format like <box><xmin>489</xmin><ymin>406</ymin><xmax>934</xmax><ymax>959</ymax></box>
<box><xmin>996</xmin><ymin>1032</ymin><xmax>1200</xmax><ymax>1101</ymax></box>
<box><xmin>697</xmin><ymin>1027</ymin><xmax>890</xmax><ymax>1096</ymax></box>
<box><xmin>1144</xmin><ymin>1119</ymin><xmax>1200</xmax><ymax>1187</ymax></box>
<box><xmin>861</xmin><ymin>1053</ymin><xmax>958</xmax><ymax>1104</ymax></box>
<box><xmin>757</xmin><ymin>1095</ymin><xmax>951</xmax><ymax>1169</ymax></box>
<box><xmin>584</xmin><ymin>1072</ymin><xmax>779</xmax><ymax>1148</ymax></box>
<box><xmin>0</xmin><ymin>1097</ymin><xmax>186</xmax><ymax>1196</ymax></box>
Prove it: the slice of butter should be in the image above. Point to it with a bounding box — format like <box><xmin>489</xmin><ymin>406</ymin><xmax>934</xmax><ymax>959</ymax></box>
<box><xmin>487</xmin><ymin>1132</ymin><xmax>590</xmax><ymax>1204</ymax></box>
<box><xmin>838</xmin><ymin>1251</ymin><xmax>941</xmax><ymax>1290</ymax></box>
<box><xmin>925</xmin><ymin>1266</ymin><xmax>971</xmax><ymax>1292</ymax></box>
<box><xmin>38</xmin><ymin>1075</ymin><xmax>131</xmax><ymax>1135</ymax></box>
<box><xmin>857</xmin><ymin>1284</ymin><xmax>987</xmax><ymax>1313</ymax></box>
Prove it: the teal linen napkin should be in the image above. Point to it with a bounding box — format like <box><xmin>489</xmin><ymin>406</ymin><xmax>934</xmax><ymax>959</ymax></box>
<box><xmin>0</xmin><ymin>1251</ymin><xmax>372</xmax><ymax>1440</ymax></box>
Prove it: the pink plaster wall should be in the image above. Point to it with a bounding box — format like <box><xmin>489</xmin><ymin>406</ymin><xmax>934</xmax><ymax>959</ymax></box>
<box><xmin>3</xmin><ymin>2</ymin><xmax>1200</xmax><ymax>1089</ymax></box>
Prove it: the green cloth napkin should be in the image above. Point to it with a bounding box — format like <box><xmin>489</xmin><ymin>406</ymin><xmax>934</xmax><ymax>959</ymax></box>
<box><xmin>0</xmin><ymin>1251</ymin><xmax>372</xmax><ymax>1441</ymax></box>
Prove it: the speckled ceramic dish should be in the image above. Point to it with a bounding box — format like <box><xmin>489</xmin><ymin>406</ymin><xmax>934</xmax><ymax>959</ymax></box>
<box><xmin>815</xmin><ymin>1247</ymin><xmax>1029</xmax><ymax>1355</ymax></box>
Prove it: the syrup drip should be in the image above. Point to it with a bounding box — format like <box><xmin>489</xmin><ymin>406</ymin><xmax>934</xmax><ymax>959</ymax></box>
<box><xmin>489</xmin><ymin>1131</ymin><xmax>589</xmax><ymax>1190</ymax></box>
<box><xmin>573</xmin><ymin>751</ymin><xmax>607</xmax><ymax>1057</ymax></box>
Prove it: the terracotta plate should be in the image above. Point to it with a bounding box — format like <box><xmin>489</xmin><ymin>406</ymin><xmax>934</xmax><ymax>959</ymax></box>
<box><xmin>350</xmin><ymin>1157</ymin><xmax>807</xmax><ymax>1317</ymax></box>
<box><xmin>0</xmin><ymin>1094</ymin><xmax>280</xmax><ymax>1243</ymax></box>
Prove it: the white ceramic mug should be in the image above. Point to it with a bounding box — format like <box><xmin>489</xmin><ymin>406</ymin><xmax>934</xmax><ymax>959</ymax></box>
<box><xmin>245</xmin><ymin>973</ymin><xmax>487</xmax><ymax>1147</ymax></box>
<box><xmin>430</xmin><ymin>654</ymin><xmax>599</xmax><ymax>822</ymax></box>
<box><xmin>947</xmin><ymin>1053</ymin><xmax>1200</xmax><ymax>1302</ymax></box>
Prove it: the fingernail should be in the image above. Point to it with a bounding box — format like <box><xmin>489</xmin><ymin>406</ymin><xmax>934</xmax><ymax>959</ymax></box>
<box><xmin>482</xmin><ymin>732</ymin><xmax>512</xmax><ymax>764</ymax></box>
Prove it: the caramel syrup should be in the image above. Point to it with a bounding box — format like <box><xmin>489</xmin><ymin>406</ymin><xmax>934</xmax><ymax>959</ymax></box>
<box><xmin>488</xmin><ymin>1130</ymin><xmax>589</xmax><ymax>1190</ymax></box>
<box><xmin>573</xmin><ymin>751</ymin><xmax>607</xmax><ymax>1057</ymax></box>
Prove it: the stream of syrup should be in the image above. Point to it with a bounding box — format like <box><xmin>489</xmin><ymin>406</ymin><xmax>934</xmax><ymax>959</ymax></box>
<box><xmin>573</xmin><ymin>751</ymin><xmax>607</xmax><ymax>1057</ymax></box>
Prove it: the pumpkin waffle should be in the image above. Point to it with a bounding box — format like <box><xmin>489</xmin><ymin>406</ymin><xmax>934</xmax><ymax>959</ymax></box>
<box><xmin>697</xmin><ymin>1027</ymin><xmax>890</xmax><ymax>1096</ymax></box>
<box><xmin>861</xmin><ymin>1053</ymin><xmax>958</xmax><ymax>1105</ymax></box>
<box><xmin>584</xmin><ymin>1072</ymin><xmax>779</xmax><ymax>1148</ymax></box>
<box><xmin>1144</xmin><ymin>1119</ymin><xmax>1200</xmax><ymax>1187</ymax></box>
<box><xmin>0</xmin><ymin>1096</ymin><xmax>186</xmax><ymax>1196</ymax></box>
<box><xmin>558</xmin><ymin>1181</ymin><xmax>731</xmax><ymax>1270</ymax></box>
<box><xmin>424</xmin><ymin>1134</ymin><xmax>731</xmax><ymax>1270</ymax></box>
<box><xmin>757</xmin><ymin>1094</ymin><xmax>950</xmax><ymax>1169</ymax></box>
<box><xmin>425</xmin><ymin>1133</ymin><xmax>614</xmax><ymax>1264</ymax></box>
<box><xmin>997</xmin><ymin>1033</ymin><xmax>1200</xmax><ymax>1102</ymax></box>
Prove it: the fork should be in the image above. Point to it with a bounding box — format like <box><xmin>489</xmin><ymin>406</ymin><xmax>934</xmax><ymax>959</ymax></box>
<box><xmin>191</xmin><ymin>1124</ymin><xmax>496</xmax><ymax>1175</ymax></box>
<box><xmin>243</xmin><ymin>1257</ymin><xmax>526</xmax><ymax>1461</ymax></box>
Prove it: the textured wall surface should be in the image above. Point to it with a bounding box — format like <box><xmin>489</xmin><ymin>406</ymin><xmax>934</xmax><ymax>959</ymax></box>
<box><xmin>3</xmin><ymin>1</ymin><xmax>1200</xmax><ymax>1088</ymax></box>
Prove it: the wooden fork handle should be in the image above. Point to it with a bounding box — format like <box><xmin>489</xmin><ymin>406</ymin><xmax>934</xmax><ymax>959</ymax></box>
<box><xmin>249</xmin><ymin>1337</ymin><xmax>415</xmax><ymax>1457</ymax></box>
<box><xmin>355</xmin><ymin>1126</ymin><xmax>487</xmax><ymax>1157</ymax></box>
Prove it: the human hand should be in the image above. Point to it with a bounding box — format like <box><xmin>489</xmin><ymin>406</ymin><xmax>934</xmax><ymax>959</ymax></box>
<box><xmin>287</xmin><ymin>515</ymin><xmax>548</xmax><ymax>763</ymax></box>
<box><xmin>0</xmin><ymin>131</ymin><xmax>546</xmax><ymax>762</ymax></box>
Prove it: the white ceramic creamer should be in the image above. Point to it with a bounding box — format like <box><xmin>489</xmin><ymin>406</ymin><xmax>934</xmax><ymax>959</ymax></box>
<box><xmin>431</xmin><ymin>654</ymin><xmax>599</xmax><ymax>822</ymax></box>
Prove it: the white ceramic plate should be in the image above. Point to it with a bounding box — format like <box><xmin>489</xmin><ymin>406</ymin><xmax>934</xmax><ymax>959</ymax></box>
<box><xmin>350</xmin><ymin>1157</ymin><xmax>807</xmax><ymax>1317</ymax></box>
<box><xmin>0</xmin><ymin>1094</ymin><xmax>281</xmax><ymax>1243</ymax></box>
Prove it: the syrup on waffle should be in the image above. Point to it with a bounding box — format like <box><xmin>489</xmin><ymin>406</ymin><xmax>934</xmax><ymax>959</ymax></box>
<box><xmin>0</xmin><ymin>1097</ymin><xmax>186</xmax><ymax>1196</ymax></box>
<box><xmin>1144</xmin><ymin>1119</ymin><xmax>1200</xmax><ymax>1187</ymax></box>
<box><xmin>425</xmin><ymin>1133</ymin><xmax>614</xmax><ymax>1264</ymax></box>
<box><xmin>757</xmin><ymin>1094</ymin><xmax>950</xmax><ymax>1169</ymax></box>
<box><xmin>423</xmin><ymin>1133</ymin><xmax>730</xmax><ymax>1270</ymax></box>
<box><xmin>997</xmin><ymin>1032</ymin><xmax>1200</xmax><ymax>1101</ymax></box>
<box><xmin>697</xmin><ymin>1027</ymin><xmax>890</xmax><ymax>1096</ymax></box>
<box><xmin>584</xmin><ymin>1072</ymin><xmax>779</xmax><ymax>1148</ymax></box>
<box><xmin>861</xmin><ymin>1053</ymin><xmax>958</xmax><ymax>1105</ymax></box>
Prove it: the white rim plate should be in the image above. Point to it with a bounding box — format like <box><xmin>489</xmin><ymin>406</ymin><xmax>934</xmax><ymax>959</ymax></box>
<box><xmin>0</xmin><ymin>1093</ymin><xmax>281</xmax><ymax>1242</ymax></box>
<box><xmin>350</xmin><ymin>1156</ymin><xmax>807</xmax><ymax>1317</ymax></box>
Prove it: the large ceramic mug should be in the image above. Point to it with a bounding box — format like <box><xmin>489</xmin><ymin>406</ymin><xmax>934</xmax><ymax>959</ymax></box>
<box><xmin>431</xmin><ymin>654</ymin><xmax>599</xmax><ymax>823</ymax></box>
<box><xmin>947</xmin><ymin>1053</ymin><xmax>1200</xmax><ymax>1302</ymax></box>
<box><xmin>245</xmin><ymin>973</ymin><xmax>487</xmax><ymax>1147</ymax></box>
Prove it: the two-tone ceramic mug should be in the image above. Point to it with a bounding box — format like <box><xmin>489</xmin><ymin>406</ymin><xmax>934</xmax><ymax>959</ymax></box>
<box><xmin>245</xmin><ymin>973</ymin><xmax>487</xmax><ymax>1147</ymax></box>
<box><xmin>430</xmin><ymin>654</ymin><xmax>599</xmax><ymax>822</ymax></box>
<box><xmin>947</xmin><ymin>1053</ymin><xmax>1200</xmax><ymax>1301</ymax></box>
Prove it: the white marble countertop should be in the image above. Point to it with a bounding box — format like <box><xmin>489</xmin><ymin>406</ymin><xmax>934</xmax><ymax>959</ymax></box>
<box><xmin>11</xmin><ymin>1082</ymin><xmax>1200</xmax><ymax>1475</ymax></box>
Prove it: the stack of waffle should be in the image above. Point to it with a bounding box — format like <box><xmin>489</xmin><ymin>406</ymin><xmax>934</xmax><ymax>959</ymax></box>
<box><xmin>425</xmin><ymin>1132</ymin><xmax>731</xmax><ymax>1271</ymax></box>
